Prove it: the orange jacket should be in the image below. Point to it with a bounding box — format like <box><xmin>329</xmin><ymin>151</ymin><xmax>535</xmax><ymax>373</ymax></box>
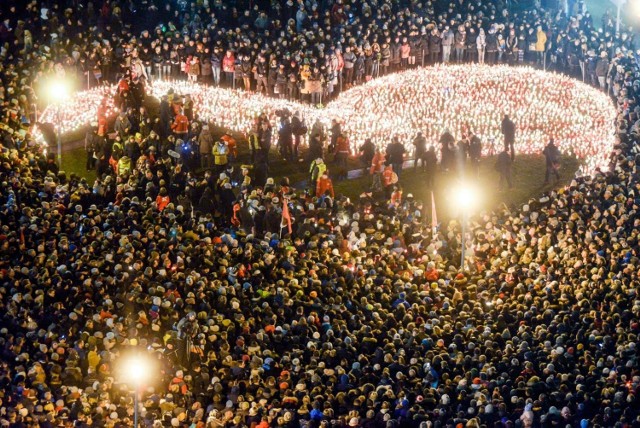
<box><xmin>425</xmin><ymin>267</ymin><xmax>440</xmax><ymax>281</ymax></box>
<box><xmin>109</xmin><ymin>156</ymin><xmax>119</xmax><ymax>174</ymax></box>
<box><xmin>156</xmin><ymin>195</ymin><xmax>170</xmax><ymax>211</ymax></box>
<box><xmin>221</xmin><ymin>135</ymin><xmax>237</xmax><ymax>157</ymax></box>
<box><xmin>316</xmin><ymin>175</ymin><xmax>334</xmax><ymax>198</ymax></box>
<box><xmin>97</xmin><ymin>117</ymin><xmax>107</xmax><ymax>136</ymax></box>
<box><xmin>117</xmin><ymin>78</ymin><xmax>129</xmax><ymax>94</ymax></box>
<box><xmin>370</xmin><ymin>152</ymin><xmax>385</xmax><ymax>174</ymax></box>
<box><xmin>172</xmin><ymin>114</ymin><xmax>189</xmax><ymax>134</ymax></box>
<box><xmin>382</xmin><ymin>165</ymin><xmax>395</xmax><ymax>187</ymax></box>
<box><xmin>169</xmin><ymin>377</ymin><xmax>189</xmax><ymax>395</ymax></box>
<box><xmin>390</xmin><ymin>189</ymin><xmax>402</xmax><ymax>207</ymax></box>
<box><xmin>335</xmin><ymin>135</ymin><xmax>350</xmax><ymax>154</ymax></box>
<box><xmin>231</xmin><ymin>203</ymin><xmax>241</xmax><ymax>227</ymax></box>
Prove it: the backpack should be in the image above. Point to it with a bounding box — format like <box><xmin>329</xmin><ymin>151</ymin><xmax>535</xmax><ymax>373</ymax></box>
<box><xmin>297</xmin><ymin>122</ymin><xmax>308</xmax><ymax>136</ymax></box>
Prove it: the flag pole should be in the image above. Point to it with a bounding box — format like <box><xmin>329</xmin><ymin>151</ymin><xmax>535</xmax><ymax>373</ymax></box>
<box><xmin>431</xmin><ymin>190</ymin><xmax>438</xmax><ymax>237</ymax></box>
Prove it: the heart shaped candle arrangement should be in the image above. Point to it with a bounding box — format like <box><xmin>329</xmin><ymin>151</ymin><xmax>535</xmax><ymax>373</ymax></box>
<box><xmin>36</xmin><ymin>65</ymin><xmax>616</xmax><ymax>175</ymax></box>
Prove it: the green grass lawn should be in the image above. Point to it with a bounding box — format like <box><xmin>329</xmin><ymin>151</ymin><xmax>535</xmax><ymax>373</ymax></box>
<box><xmin>62</xmin><ymin>135</ymin><xmax>580</xmax><ymax>222</ymax></box>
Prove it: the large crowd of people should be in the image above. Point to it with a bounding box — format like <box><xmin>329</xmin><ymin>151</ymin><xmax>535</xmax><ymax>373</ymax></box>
<box><xmin>0</xmin><ymin>0</ymin><xmax>640</xmax><ymax>427</ymax></box>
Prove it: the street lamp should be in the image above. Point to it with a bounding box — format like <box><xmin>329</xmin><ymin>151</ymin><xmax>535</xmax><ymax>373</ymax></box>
<box><xmin>122</xmin><ymin>355</ymin><xmax>149</xmax><ymax>427</ymax></box>
<box><xmin>47</xmin><ymin>80</ymin><xmax>69</xmax><ymax>167</ymax></box>
<box><xmin>610</xmin><ymin>0</ymin><xmax>628</xmax><ymax>34</ymax></box>
<box><xmin>452</xmin><ymin>183</ymin><xmax>479</xmax><ymax>271</ymax></box>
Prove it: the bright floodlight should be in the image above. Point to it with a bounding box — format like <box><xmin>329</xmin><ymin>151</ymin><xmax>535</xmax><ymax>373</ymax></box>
<box><xmin>453</xmin><ymin>183</ymin><xmax>479</xmax><ymax>211</ymax></box>
<box><xmin>48</xmin><ymin>80</ymin><xmax>69</xmax><ymax>101</ymax></box>
<box><xmin>123</xmin><ymin>356</ymin><xmax>148</xmax><ymax>384</ymax></box>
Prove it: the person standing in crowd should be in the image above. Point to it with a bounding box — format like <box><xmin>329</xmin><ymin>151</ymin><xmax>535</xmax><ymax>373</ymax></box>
<box><xmin>308</xmin><ymin>119</ymin><xmax>325</xmax><ymax>162</ymax></box>
<box><xmin>543</xmin><ymin>137</ymin><xmax>561</xmax><ymax>184</ymax></box>
<box><xmin>334</xmin><ymin>132</ymin><xmax>351</xmax><ymax>180</ymax></box>
<box><xmin>254</xmin><ymin>120</ymin><xmax>272</xmax><ymax>186</ymax></box>
<box><xmin>287</xmin><ymin>60</ymin><xmax>300</xmax><ymax>100</ymax></box>
<box><xmin>241</xmin><ymin>54</ymin><xmax>253</xmax><ymax>91</ymax></box>
<box><xmin>380</xmin><ymin>42</ymin><xmax>391</xmax><ymax>75</ymax></box>
<box><xmin>466</xmin><ymin>27</ymin><xmax>478</xmax><ymax>63</ymax></box>
<box><xmin>429</xmin><ymin>29</ymin><xmax>442</xmax><ymax>64</ymax></box>
<box><xmin>200</xmin><ymin>48</ymin><xmax>213</xmax><ymax>84</ymax></box>
<box><xmin>412</xmin><ymin>131</ymin><xmax>427</xmax><ymax>170</ymax></box>
<box><xmin>386</xmin><ymin>136</ymin><xmax>405</xmax><ymax>179</ymax></box>
<box><xmin>278</xmin><ymin>115</ymin><xmax>294</xmax><ymax>162</ymax></box>
<box><xmin>495</xmin><ymin>148</ymin><xmax>513</xmax><ymax>190</ymax></box>
<box><xmin>329</xmin><ymin>119</ymin><xmax>341</xmax><ymax>154</ymax></box>
<box><xmin>423</xmin><ymin>145</ymin><xmax>438</xmax><ymax>189</ymax></box>
<box><xmin>187</xmin><ymin>56</ymin><xmax>200</xmax><ymax>83</ymax></box>
<box><xmin>212</xmin><ymin>139</ymin><xmax>229</xmax><ymax>174</ymax></box>
<box><xmin>85</xmin><ymin>123</ymin><xmax>98</xmax><ymax>171</ymax></box>
<box><xmin>114</xmin><ymin>110</ymin><xmax>132</xmax><ymax>140</ymax></box>
<box><xmin>276</xmin><ymin>64</ymin><xmax>288</xmax><ymax>99</ymax></box>
<box><xmin>506</xmin><ymin>28</ymin><xmax>518</xmax><ymax>65</ymax></box>
<box><xmin>290</xmin><ymin>112</ymin><xmax>306</xmax><ymax>161</ymax></box>
<box><xmin>442</xmin><ymin>26</ymin><xmax>454</xmax><ymax>63</ymax></box>
<box><xmin>211</xmin><ymin>46</ymin><xmax>222</xmax><ymax>86</ymax></box>
<box><xmin>535</xmin><ymin>25</ymin><xmax>547</xmax><ymax>65</ymax></box>
<box><xmin>222</xmin><ymin>49</ymin><xmax>236</xmax><ymax>87</ymax></box>
<box><xmin>171</xmin><ymin>109</ymin><xmax>189</xmax><ymax>140</ymax></box>
<box><xmin>370</xmin><ymin>147</ymin><xmax>385</xmax><ymax>191</ymax></box>
<box><xmin>343</xmin><ymin>46</ymin><xmax>356</xmax><ymax>87</ymax></box>
<box><xmin>486</xmin><ymin>28</ymin><xmax>498</xmax><ymax>64</ymax></box>
<box><xmin>255</xmin><ymin>55</ymin><xmax>268</xmax><ymax>94</ymax></box>
<box><xmin>390</xmin><ymin>36</ymin><xmax>402</xmax><ymax>71</ymax></box>
<box><xmin>439</xmin><ymin>129</ymin><xmax>455</xmax><ymax>172</ymax></box>
<box><xmin>309</xmin><ymin>157</ymin><xmax>326</xmax><ymax>192</ymax></box>
<box><xmin>477</xmin><ymin>28</ymin><xmax>487</xmax><ymax>64</ymax></box>
<box><xmin>315</xmin><ymin>169</ymin><xmax>334</xmax><ymax>199</ymax></box>
<box><xmin>381</xmin><ymin>164</ymin><xmax>398</xmax><ymax>197</ymax></box>
<box><xmin>497</xmin><ymin>33</ymin><xmax>507</xmax><ymax>63</ymax></box>
<box><xmin>176</xmin><ymin>311</ymin><xmax>199</xmax><ymax>367</ymax></box>
<box><xmin>400</xmin><ymin>37</ymin><xmax>411</xmax><ymax>69</ymax></box>
<box><xmin>359</xmin><ymin>138</ymin><xmax>376</xmax><ymax>175</ymax></box>
<box><xmin>596</xmin><ymin>51</ymin><xmax>609</xmax><ymax>89</ymax></box>
<box><xmin>198</xmin><ymin>124</ymin><xmax>214</xmax><ymax>169</ymax></box>
<box><xmin>501</xmin><ymin>113</ymin><xmax>516</xmax><ymax>161</ymax></box>
<box><xmin>468</xmin><ymin>130</ymin><xmax>482</xmax><ymax>179</ymax></box>
<box><xmin>454</xmin><ymin>25</ymin><xmax>466</xmax><ymax>63</ymax></box>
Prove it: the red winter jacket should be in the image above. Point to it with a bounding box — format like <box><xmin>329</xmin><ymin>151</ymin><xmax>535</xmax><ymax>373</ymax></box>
<box><xmin>222</xmin><ymin>53</ymin><xmax>236</xmax><ymax>72</ymax></box>
<box><xmin>172</xmin><ymin>114</ymin><xmax>189</xmax><ymax>134</ymax></box>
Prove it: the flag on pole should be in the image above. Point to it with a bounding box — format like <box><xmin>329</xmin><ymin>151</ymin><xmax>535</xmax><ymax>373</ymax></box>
<box><xmin>431</xmin><ymin>191</ymin><xmax>438</xmax><ymax>236</ymax></box>
<box><xmin>281</xmin><ymin>197</ymin><xmax>292</xmax><ymax>236</ymax></box>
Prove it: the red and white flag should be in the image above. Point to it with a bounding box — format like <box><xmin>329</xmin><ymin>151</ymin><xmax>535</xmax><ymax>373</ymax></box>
<box><xmin>431</xmin><ymin>191</ymin><xmax>438</xmax><ymax>236</ymax></box>
<box><xmin>281</xmin><ymin>197</ymin><xmax>292</xmax><ymax>236</ymax></box>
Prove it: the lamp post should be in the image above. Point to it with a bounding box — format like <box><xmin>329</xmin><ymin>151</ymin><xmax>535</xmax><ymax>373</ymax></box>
<box><xmin>123</xmin><ymin>355</ymin><xmax>148</xmax><ymax>427</ymax></box>
<box><xmin>452</xmin><ymin>184</ymin><xmax>478</xmax><ymax>271</ymax></box>
<box><xmin>47</xmin><ymin>81</ymin><xmax>69</xmax><ymax>167</ymax></box>
<box><xmin>610</xmin><ymin>0</ymin><xmax>628</xmax><ymax>34</ymax></box>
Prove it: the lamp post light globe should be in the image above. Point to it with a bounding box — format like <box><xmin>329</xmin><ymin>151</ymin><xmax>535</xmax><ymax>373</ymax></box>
<box><xmin>452</xmin><ymin>183</ymin><xmax>480</xmax><ymax>271</ymax></box>
<box><xmin>453</xmin><ymin>186</ymin><xmax>477</xmax><ymax>208</ymax></box>
<box><xmin>47</xmin><ymin>80</ymin><xmax>69</xmax><ymax>167</ymax></box>
<box><xmin>48</xmin><ymin>81</ymin><xmax>69</xmax><ymax>101</ymax></box>
<box><xmin>125</xmin><ymin>356</ymin><xmax>148</xmax><ymax>383</ymax></box>
<box><xmin>122</xmin><ymin>355</ymin><xmax>149</xmax><ymax>428</ymax></box>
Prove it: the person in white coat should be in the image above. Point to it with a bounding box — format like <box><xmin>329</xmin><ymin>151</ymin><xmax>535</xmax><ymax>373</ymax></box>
<box><xmin>477</xmin><ymin>28</ymin><xmax>487</xmax><ymax>64</ymax></box>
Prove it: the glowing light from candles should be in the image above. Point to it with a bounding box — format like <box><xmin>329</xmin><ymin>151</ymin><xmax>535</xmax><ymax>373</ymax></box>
<box><xmin>35</xmin><ymin>65</ymin><xmax>616</xmax><ymax>176</ymax></box>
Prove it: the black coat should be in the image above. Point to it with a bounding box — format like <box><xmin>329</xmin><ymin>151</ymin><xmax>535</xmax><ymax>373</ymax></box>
<box><xmin>386</xmin><ymin>141</ymin><xmax>405</xmax><ymax>164</ymax></box>
<box><xmin>501</xmin><ymin>117</ymin><xmax>516</xmax><ymax>143</ymax></box>
<box><xmin>429</xmin><ymin>34</ymin><xmax>442</xmax><ymax>53</ymax></box>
